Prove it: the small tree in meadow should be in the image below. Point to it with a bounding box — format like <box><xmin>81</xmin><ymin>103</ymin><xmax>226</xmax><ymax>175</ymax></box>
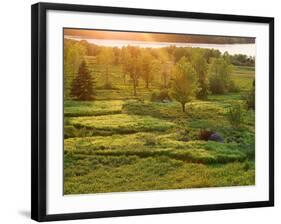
<box><xmin>208</xmin><ymin>58</ymin><xmax>233</xmax><ymax>94</ymax></box>
<box><xmin>191</xmin><ymin>52</ymin><xmax>209</xmax><ymax>99</ymax></box>
<box><xmin>226</xmin><ymin>103</ymin><xmax>244</xmax><ymax>129</ymax></box>
<box><xmin>140</xmin><ymin>50</ymin><xmax>154</xmax><ymax>88</ymax></box>
<box><xmin>125</xmin><ymin>46</ymin><xmax>142</xmax><ymax>96</ymax></box>
<box><xmin>171</xmin><ymin>57</ymin><xmax>198</xmax><ymax>112</ymax></box>
<box><xmin>71</xmin><ymin>60</ymin><xmax>95</xmax><ymax>100</ymax></box>
<box><xmin>98</xmin><ymin>47</ymin><xmax>115</xmax><ymax>89</ymax></box>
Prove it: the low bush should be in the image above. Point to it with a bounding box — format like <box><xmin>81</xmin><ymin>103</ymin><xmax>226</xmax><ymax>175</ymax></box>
<box><xmin>150</xmin><ymin>89</ymin><xmax>172</xmax><ymax>102</ymax></box>
<box><xmin>175</xmin><ymin>128</ymin><xmax>201</xmax><ymax>142</ymax></box>
<box><xmin>227</xmin><ymin>80</ymin><xmax>240</xmax><ymax>93</ymax></box>
<box><xmin>244</xmin><ymin>87</ymin><xmax>255</xmax><ymax>110</ymax></box>
<box><xmin>102</xmin><ymin>82</ymin><xmax>118</xmax><ymax>90</ymax></box>
<box><xmin>176</xmin><ymin>129</ymin><xmax>190</xmax><ymax>142</ymax></box>
<box><xmin>209</xmin><ymin>75</ymin><xmax>227</xmax><ymax>94</ymax></box>
<box><xmin>226</xmin><ymin>104</ymin><xmax>245</xmax><ymax>129</ymax></box>
<box><xmin>208</xmin><ymin>132</ymin><xmax>224</xmax><ymax>142</ymax></box>
<box><xmin>198</xmin><ymin>129</ymin><xmax>214</xmax><ymax>141</ymax></box>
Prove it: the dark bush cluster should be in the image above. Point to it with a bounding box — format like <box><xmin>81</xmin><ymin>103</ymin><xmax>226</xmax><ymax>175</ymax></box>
<box><xmin>151</xmin><ymin>89</ymin><xmax>172</xmax><ymax>102</ymax></box>
<box><xmin>198</xmin><ymin>129</ymin><xmax>224</xmax><ymax>142</ymax></box>
<box><xmin>198</xmin><ymin>129</ymin><xmax>213</xmax><ymax>141</ymax></box>
<box><xmin>208</xmin><ymin>133</ymin><xmax>224</xmax><ymax>142</ymax></box>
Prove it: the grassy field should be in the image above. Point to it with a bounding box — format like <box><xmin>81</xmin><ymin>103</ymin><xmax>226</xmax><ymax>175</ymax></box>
<box><xmin>64</xmin><ymin>63</ymin><xmax>255</xmax><ymax>195</ymax></box>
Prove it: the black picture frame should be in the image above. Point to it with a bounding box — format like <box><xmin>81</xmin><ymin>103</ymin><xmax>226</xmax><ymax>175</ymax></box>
<box><xmin>31</xmin><ymin>2</ymin><xmax>274</xmax><ymax>222</ymax></box>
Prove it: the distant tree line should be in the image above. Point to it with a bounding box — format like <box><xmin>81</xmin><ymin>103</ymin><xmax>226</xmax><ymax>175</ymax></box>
<box><xmin>65</xmin><ymin>38</ymin><xmax>255</xmax><ymax>112</ymax></box>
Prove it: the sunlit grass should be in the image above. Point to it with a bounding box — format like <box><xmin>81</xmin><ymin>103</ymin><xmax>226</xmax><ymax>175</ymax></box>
<box><xmin>67</xmin><ymin>114</ymin><xmax>175</xmax><ymax>134</ymax></box>
<box><xmin>64</xmin><ymin>154</ymin><xmax>254</xmax><ymax>194</ymax></box>
<box><xmin>63</xmin><ymin>65</ymin><xmax>255</xmax><ymax>194</ymax></box>
<box><xmin>64</xmin><ymin>100</ymin><xmax>124</xmax><ymax>117</ymax></box>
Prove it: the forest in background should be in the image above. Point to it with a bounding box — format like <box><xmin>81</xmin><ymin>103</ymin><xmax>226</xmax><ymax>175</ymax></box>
<box><xmin>64</xmin><ymin>38</ymin><xmax>255</xmax><ymax>101</ymax></box>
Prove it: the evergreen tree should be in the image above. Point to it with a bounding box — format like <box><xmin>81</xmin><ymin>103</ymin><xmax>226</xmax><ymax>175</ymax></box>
<box><xmin>64</xmin><ymin>39</ymin><xmax>87</xmax><ymax>99</ymax></box>
<box><xmin>71</xmin><ymin>60</ymin><xmax>95</xmax><ymax>100</ymax></box>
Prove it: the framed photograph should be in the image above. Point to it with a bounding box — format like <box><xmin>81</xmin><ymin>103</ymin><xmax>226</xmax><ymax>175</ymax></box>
<box><xmin>31</xmin><ymin>2</ymin><xmax>274</xmax><ymax>222</ymax></box>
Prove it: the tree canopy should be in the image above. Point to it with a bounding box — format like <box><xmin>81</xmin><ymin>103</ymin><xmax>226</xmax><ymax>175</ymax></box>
<box><xmin>171</xmin><ymin>57</ymin><xmax>198</xmax><ymax>112</ymax></box>
<box><xmin>208</xmin><ymin>58</ymin><xmax>233</xmax><ymax>94</ymax></box>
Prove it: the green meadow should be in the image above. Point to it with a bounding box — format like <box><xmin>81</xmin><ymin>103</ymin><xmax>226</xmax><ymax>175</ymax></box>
<box><xmin>64</xmin><ymin>59</ymin><xmax>255</xmax><ymax>194</ymax></box>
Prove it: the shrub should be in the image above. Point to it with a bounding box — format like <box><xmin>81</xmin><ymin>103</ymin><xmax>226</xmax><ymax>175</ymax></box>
<box><xmin>244</xmin><ymin>91</ymin><xmax>255</xmax><ymax>110</ymax></box>
<box><xmin>208</xmin><ymin>58</ymin><xmax>233</xmax><ymax>94</ymax></box>
<box><xmin>150</xmin><ymin>89</ymin><xmax>172</xmax><ymax>102</ymax></box>
<box><xmin>158</xmin><ymin>89</ymin><xmax>172</xmax><ymax>102</ymax></box>
<box><xmin>244</xmin><ymin>142</ymin><xmax>255</xmax><ymax>160</ymax></box>
<box><xmin>208</xmin><ymin>132</ymin><xmax>224</xmax><ymax>142</ymax></box>
<box><xmin>227</xmin><ymin>80</ymin><xmax>240</xmax><ymax>93</ymax></box>
<box><xmin>176</xmin><ymin>129</ymin><xmax>191</xmax><ymax>142</ymax></box>
<box><xmin>198</xmin><ymin>129</ymin><xmax>213</xmax><ymax>141</ymax></box>
<box><xmin>209</xmin><ymin>75</ymin><xmax>226</xmax><ymax>94</ymax></box>
<box><xmin>244</xmin><ymin>80</ymin><xmax>255</xmax><ymax>110</ymax></box>
<box><xmin>243</xmin><ymin>160</ymin><xmax>254</xmax><ymax>171</ymax></box>
<box><xmin>150</xmin><ymin>92</ymin><xmax>158</xmax><ymax>102</ymax></box>
<box><xmin>226</xmin><ymin>104</ymin><xmax>244</xmax><ymax>128</ymax></box>
<box><xmin>102</xmin><ymin>82</ymin><xmax>118</xmax><ymax>90</ymax></box>
<box><xmin>207</xmin><ymin>57</ymin><xmax>237</xmax><ymax>93</ymax></box>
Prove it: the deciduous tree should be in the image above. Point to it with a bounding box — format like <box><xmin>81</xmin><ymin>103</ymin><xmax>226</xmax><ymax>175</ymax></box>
<box><xmin>140</xmin><ymin>51</ymin><xmax>154</xmax><ymax>88</ymax></box>
<box><xmin>192</xmin><ymin>52</ymin><xmax>209</xmax><ymax>99</ymax></box>
<box><xmin>208</xmin><ymin>58</ymin><xmax>233</xmax><ymax>94</ymax></box>
<box><xmin>98</xmin><ymin>47</ymin><xmax>115</xmax><ymax>88</ymax></box>
<box><xmin>171</xmin><ymin>57</ymin><xmax>198</xmax><ymax>112</ymax></box>
<box><xmin>124</xmin><ymin>46</ymin><xmax>142</xmax><ymax>96</ymax></box>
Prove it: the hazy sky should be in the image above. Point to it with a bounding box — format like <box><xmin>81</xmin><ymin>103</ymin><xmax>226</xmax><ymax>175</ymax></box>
<box><xmin>64</xmin><ymin>28</ymin><xmax>255</xmax><ymax>45</ymax></box>
<box><xmin>64</xmin><ymin>29</ymin><xmax>255</xmax><ymax>56</ymax></box>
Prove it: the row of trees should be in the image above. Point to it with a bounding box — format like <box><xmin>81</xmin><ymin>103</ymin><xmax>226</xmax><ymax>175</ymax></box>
<box><xmin>64</xmin><ymin>39</ymin><xmax>254</xmax><ymax>99</ymax></box>
<box><xmin>65</xmin><ymin>39</ymin><xmax>253</xmax><ymax>112</ymax></box>
<box><xmin>170</xmin><ymin>56</ymin><xmax>236</xmax><ymax>111</ymax></box>
<box><xmin>71</xmin><ymin>39</ymin><xmax>255</xmax><ymax>66</ymax></box>
<box><xmin>70</xmin><ymin>55</ymin><xmax>236</xmax><ymax>112</ymax></box>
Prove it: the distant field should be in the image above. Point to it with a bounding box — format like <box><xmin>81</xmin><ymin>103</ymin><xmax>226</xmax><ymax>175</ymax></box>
<box><xmin>232</xmin><ymin>65</ymin><xmax>255</xmax><ymax>91</ymax></box>
<box><xmin>64</xmin><ymin>65</ymin><xmax>255</xmax><ymax>194</ymax></box>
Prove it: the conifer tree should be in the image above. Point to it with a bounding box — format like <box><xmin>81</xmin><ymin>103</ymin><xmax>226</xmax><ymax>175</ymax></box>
<box><xmin>71</xmin><ymin>60</ymin><xmax>95</xmax><ymax>100</ymax></box>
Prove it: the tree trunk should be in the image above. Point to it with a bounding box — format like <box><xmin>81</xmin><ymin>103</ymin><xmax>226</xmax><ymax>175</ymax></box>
<box><xmin>146</xmin><ymin>80</ymin><xmax>149</xmax><ymax>88</ymax></box>
<box><xmin>105</xmin><ymin>66</ymin><xmax>109</xmax><ymax>86</ymax></box>
<box><xmin>181</xmin><ymin>103</ymin><xmax>186</xmax><ymax>112</ymax></box>
<box><xmin>133</xmin><ymin>79</ymin><xmax>137</xmax><ymax>96</ymax></box>
<box><xmin>123</xmin><ymin>73</ymin><xmax>126</xmax><ymax>84</ymax></box>
<box><xmin>163</xmin><ymin>74</ymin><xmax>167</xmax><ymax>88</ymax></box>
